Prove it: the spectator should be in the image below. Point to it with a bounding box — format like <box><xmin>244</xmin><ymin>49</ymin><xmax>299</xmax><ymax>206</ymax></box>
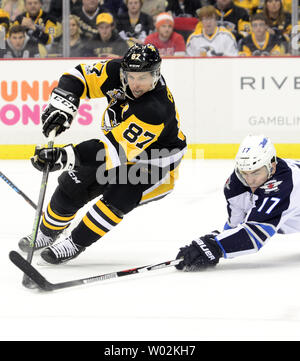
<box><xmin>13</xmin><ymin>0</ymin><xmax>59</xmax><ymax>45</ymax></box>
<box><xmin>233</xmin><ymin>0</ymin><xmax>259</xmax><ymax>15</ymax></box>
<box><xmin>0</xmin><ymin>9</ymin><xmax>9</xmax><ymax>58</ymax></box>
<box><xmin>142</xmin><ymin>0</ymin><xmax>166</xmax><ymax>17</ymax></box>
<box><xmin>238</xmin><ymin>13</ymin><xmax>285</xmax><ymax>55</ymax></box>
<box><xmin>2</xmin><ymin>0</ymin><xmax>25</xmax><ymax>22</ymax></box>
<box><xmin>83</xmin><ymin>12</ymin><xmax>128</xmax><ymax>57</ymax></box>
<box><xmin>166</xmin><ymin>0</ymin><xmax>201</xmax><ymax>42</ymax></box>
<box><xmin>214</xmin><ymin>0</ymin><xmax>250</xmax><ymax>40</ymax></box>
<box><xmin>71</xmin><ymin>0</ymin><xmax>108</xmax><ymax>40</ymax></box>
<box><xmin>48</xmin><ymin>0</ymin><xmax>82</xmax><ymax>22</ymax></box>
<box><xmin>261</xmin><ymin>0</ymin><xmax>291</xmax><ymax>45</ymax></box>
<box><xmin>0</xmin><ymin>24</ymin><xmax>46</xmax><ymax>57</ymax></box>
<box><xmin>186</xmin><ymin>5</ymin><xmax>238</xmax><ymax>56</ymax></box>
<box><xmin>0</xmin><ymin>8</ymin><xmax>10</xmax><ymax>36</ymax></box>
<box><xmin>48</xmin><ymin>15</ymin><xmax>85</xmax><ymax>57</ymax></box>
<box><xmin>103</xmin><ymin>0</ymin><xmax>127</xmax><ymax>16</ymax></box>
<box><xmin>117</xmin><ymin>0</ymin><xmax>154</xmax><ymax>46</ymax></box>
<box><xmin>166</xmin><ymin>0</ymin><xmax>201</xmax><ymax>17</ymax></box>
<box><xmin>144</xmin><ymin>12</ymin><xmax>186</xmax><ymax>56</ymax></box>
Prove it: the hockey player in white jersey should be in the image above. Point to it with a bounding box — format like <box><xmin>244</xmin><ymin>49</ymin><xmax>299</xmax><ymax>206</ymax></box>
<box><xmin>176</xmin><ymin>134</ymin><xmax>300</xmax><ymax>271</ymax></box>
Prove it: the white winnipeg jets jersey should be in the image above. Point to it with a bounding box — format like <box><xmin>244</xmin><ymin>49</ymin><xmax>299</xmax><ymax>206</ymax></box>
<box><xmin>186</xmin><ymin>26</ymin><xmax>238</xmax><ymax>57</ymax></box>
<box><xmin>215</xmin><ymin>158</ymin><xmax>300</xmax><ymax>258</ymax></box>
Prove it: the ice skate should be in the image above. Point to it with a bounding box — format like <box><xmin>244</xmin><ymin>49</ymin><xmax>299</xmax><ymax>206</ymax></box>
<box><xmin>18</xmin><ymin>231</ymin><xmax>56</xmax><ymax>253</ymax></box>
<box><xmin>40</xmin><ymin>236</ymin><xmax>85</xmax><ymax>265</ymax></box>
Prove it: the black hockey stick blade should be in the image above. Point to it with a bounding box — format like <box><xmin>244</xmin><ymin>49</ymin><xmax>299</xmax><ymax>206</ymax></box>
<box><xmin>9</xmin><ymin>250</ymin><xmax>182</xmax><ymax>292</ymax></box>
<box><xmin>10</xmin><ymin>251</ymin><xmax>54</xmax><ymax>291</ymax></box>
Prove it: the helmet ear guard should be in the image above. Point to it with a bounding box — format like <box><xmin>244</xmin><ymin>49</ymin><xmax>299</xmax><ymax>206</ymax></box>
<box><xmin>234</xmin><ymin>135</ymin><xmax>277</xmax><ymax>186</ymax></box>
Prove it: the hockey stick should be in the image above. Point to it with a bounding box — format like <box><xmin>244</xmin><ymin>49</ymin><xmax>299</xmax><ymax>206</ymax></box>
<box><xmin>22</xmin><ymin>129</ymin><xmax>56</xmax><ymax>288</ymax></box>
<box><xmin>9</xmin><ymin>250</ymin><xmax>182</xmax><ymax>291</ymax></box>
<box><xmin>0</xmin><ymin>171</ymin><xmax>37</xmax><ymax>210</ymax></box>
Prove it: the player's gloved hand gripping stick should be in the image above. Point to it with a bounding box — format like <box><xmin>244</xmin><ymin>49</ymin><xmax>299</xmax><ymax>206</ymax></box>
<box><xmin>22</xmin><ymin>129</ymin><xmax>56</xmax><ymax>289</ymax></box>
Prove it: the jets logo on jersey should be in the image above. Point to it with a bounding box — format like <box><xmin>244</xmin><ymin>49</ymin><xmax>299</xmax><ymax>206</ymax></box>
<box><xmin>260</xmin><ymin>179</ymin><xmax>283</xmax><ymax>194</ymax></box>
<box><xmin>224</xmin><ymin>176</ymin><xmax>231</xmax><ymax>190</ymax></box>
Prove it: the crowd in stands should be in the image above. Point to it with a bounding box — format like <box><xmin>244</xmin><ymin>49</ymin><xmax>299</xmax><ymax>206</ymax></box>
<box><xmin>0</xmin><ymin>0</ymin><xmax>297</xmax><ymax>58</ymax></box>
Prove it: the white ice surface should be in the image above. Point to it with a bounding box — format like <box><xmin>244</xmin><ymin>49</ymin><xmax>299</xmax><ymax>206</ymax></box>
<box><xmin>1</xmin><ymin>159</ymin><xmax>300</xmax><ymax>341</ymax></box>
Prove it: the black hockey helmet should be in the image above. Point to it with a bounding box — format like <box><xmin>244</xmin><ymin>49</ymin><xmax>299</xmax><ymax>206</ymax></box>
<box><xmin>121</xmin><ymin>43</ymin><xmax>162</xmax><ymax>73</ymax></box>
<box><xmin>120</xmin><ymin>44</ymin><xmax>162</xmax><ymax>97</ymax></box>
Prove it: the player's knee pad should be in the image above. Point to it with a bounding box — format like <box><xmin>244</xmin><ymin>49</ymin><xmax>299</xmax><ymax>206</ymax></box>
<box><xmin>57</xmin><ymin>170</ymin><xmax>93</xmax><ymax>207</ymax></box>
<box><xmin>50</xmin><ymin>185</ymin><xmax>82</xmax><ymax>214</ymax></box>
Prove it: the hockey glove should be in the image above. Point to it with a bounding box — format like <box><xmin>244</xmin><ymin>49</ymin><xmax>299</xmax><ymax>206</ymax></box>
<box><xmin>175</xmin><ymin>231</ymin><xmax>223</xmax><ymax>271</ymax></box>
<box><xmin>31</xmin><ymin>144</ymin><xmax>79</xmax><ymax>172</ymax></box>
<box><xmin>42</xmin><ymin>87</ymin><xmax>80</xmax><ymax>137</ymax></box>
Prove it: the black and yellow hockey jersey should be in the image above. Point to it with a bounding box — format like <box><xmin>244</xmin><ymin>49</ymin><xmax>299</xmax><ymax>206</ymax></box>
<box><xmin>58</xmin><ymin>59</ymin><xmax>187</xmax><ymax>171</ymax></box>
<box><xmin>13</xmin><ymin>9</ymin><xmax>59</xmax><ymax>45</ymax></box>
<box><xmin>257</xmin><ymin>10</ymin><xmax>292</xmax><ymax>42</ymax></box>
<box><xmin>238</xmin><ymin>31</ymin><xmax>284</xmax><ymax>56</ymax></box>
<box><xmin>0</xmin><ymin>9</ymin><xmax>10</xmax><ymax>36</ymax></box>
<box><xmin>215</xmin><ymin>3</ymin><xmax>250</xmax><ymax>39</ymax></box>
<box><xmin>268</xmin><ymin>11</ymin><xmax>292</xmax><ymax>42</ymax></box>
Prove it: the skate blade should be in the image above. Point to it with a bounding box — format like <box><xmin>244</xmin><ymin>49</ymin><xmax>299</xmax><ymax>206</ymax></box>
<box><xmin>36</xmin><ymin>257</ymin><xmax>52</xmax><ymax>266</ymax></box>
<box><xmin>36</xmin><ymin>257</ymin><xmax>71</xmax><ymax>266</ymax></box>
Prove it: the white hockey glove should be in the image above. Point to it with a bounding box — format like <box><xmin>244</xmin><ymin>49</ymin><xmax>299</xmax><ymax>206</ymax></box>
<box><xmin>42</xmin><ymin>87</ymin><xmax>80</xmax><ymax>137</ymax></box>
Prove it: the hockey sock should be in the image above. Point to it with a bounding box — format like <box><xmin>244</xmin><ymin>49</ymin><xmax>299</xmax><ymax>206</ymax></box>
<box><xmin>41</xmin><ymin>202</ymin><xmax>77</xmax><ymax>237</ymax></box>
<box><xmin>71</xmin><ymin>199</ymin><xmax>123</xmax><ymax>247</ymax></box>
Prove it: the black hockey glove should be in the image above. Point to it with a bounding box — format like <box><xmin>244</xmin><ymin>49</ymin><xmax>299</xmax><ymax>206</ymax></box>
<box><xmin>42</xmin><ymin>87</ymin><xmax>80</xmax><ymax>138</ymax></box>
<box><xmin>175</xmin><ymin>231</ymin><xmax>223</xmax><ymax>271</ymax></box>
<box><xmin>31</xmin><ymin>144</ymin><xmax>79</xmax><ymax>172</ymax></box>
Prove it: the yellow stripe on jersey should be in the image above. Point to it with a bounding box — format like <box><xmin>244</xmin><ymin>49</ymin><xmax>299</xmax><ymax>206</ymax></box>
<box><xmin>111</xmin><ymin>114</ymin><xmax>164</xmax><ymax>161</ymax></box>
<box><xmin>82</xmin><ymin>215</ymin><xmax>107</xmax><ymax>236</ymax></box>
<box><xmin>101</xmin><ymin>140</ymin><xmax>114</xmax><ymax>170</ymax></box>
<box><xmin>175</xmin><ymin>107</ymin><xmax>185</xmax><ymax>141</ymax></box>
<box><xmin>140</xmin><ymin>168</ymin><xmax>178</xmax><ymax>204</ymax></box>
<box><xmin>95</xmin><ymin>200</ymin><xmax>122</xmax><ymax>224</ymax></box>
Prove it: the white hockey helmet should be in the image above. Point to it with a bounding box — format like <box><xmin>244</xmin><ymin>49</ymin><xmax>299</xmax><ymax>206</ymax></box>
<box><xmin>235</xmin><ymin>135</ymin><xmax>277</xmax><ymax>186</ymax></box>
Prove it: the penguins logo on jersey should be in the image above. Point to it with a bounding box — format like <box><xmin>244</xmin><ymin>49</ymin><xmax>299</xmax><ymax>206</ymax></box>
<box><xmin>260</xmin><ymin>179</ymin><xmax>283</xmax><ymax>194</ymax></box>
<box><xmin>107</xmin><ymin>89</ymin><xmax>125</xmax><ymax>101</ymax></box>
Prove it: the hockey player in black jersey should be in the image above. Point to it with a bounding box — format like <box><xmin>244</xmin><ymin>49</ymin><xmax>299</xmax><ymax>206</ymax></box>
<box><xmin>18</xmin><ymin>43</ymin><xmax>187</xmax><ymax>264</ymax></box>
<box><xmin>176</xmin><ymin>135</ymin><xmax>300</xmax><ymax>271</ymax></box>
